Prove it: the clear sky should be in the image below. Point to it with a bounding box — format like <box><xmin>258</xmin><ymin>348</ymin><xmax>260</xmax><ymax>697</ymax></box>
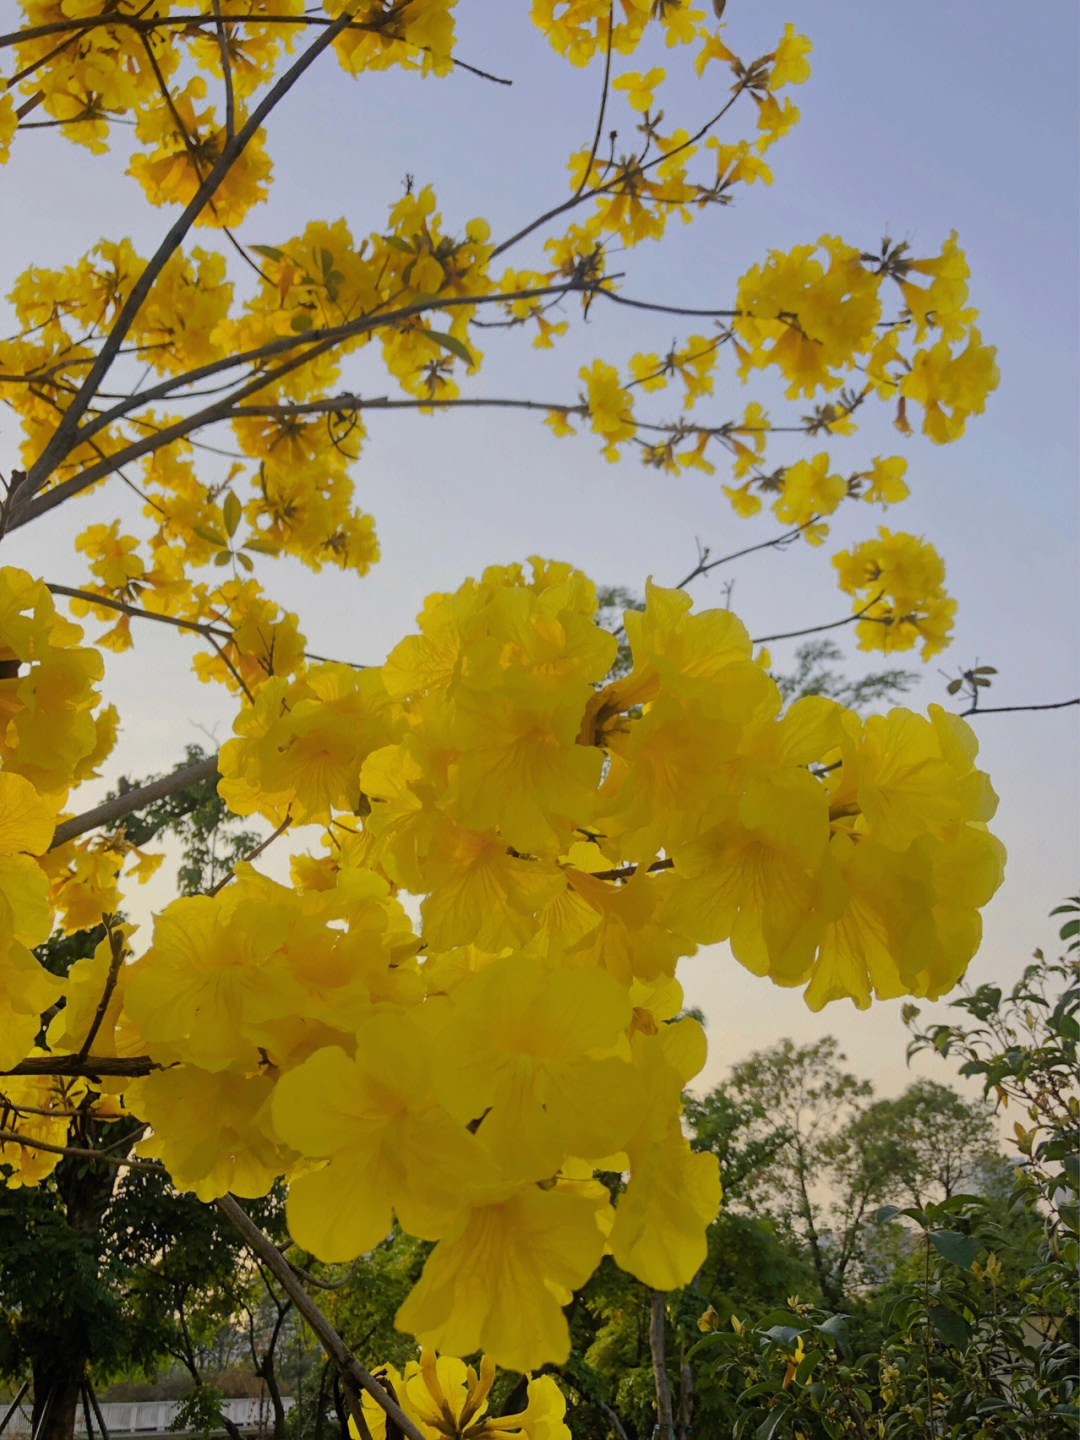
<box><xmin>3</xmin><ymin>1</ymin><xmax>1077</xmax><ymax>1100</ymax></box>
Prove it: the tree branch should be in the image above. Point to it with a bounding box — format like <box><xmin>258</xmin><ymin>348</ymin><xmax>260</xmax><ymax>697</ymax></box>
<box><xmin>960</xmin><ymin>697</ymin><xmax>1079</xmax><ymax>718</ymax></box>
<box><xmin>2</xmin><ymin>1053</ymin><xmax>159</xmax><ymax>1079</ymax></box>
<box><xmin>50</xmin><ymin>753</ymin><xmax>220</xmax><ymax>849</ymax></box>
<box><xmin>751</xmin><ymin>593</ymin><xmax>884</xmax><ymax>645</ymax></box>
<box><xmin>215</xmin><ymin>1195</ymin><xmax>427</xmax><ymax>1440</ymax></box>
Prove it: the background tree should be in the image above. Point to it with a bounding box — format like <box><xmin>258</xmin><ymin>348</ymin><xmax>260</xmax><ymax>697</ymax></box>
<box><xmin>691</xmin><ymin>902</ymin><xmax>1080</xmax><ymax>1440</ymax></box>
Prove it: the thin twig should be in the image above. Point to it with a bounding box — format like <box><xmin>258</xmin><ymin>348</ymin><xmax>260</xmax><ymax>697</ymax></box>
<box><xmin>673</xmin><ymin>522</ymin><xmax>812</xmax><ymax>589</ymax></box>
<box><xmin>960</xmin><ymin>697</ymin><xmax>1079</xmax><ymax>718</ymax></box>
<box><xmin>0</xmin><ymin>1127</ymin><xmax>159</xmax><ymax>1170</ymax></box>
<box><xmin>572</xmin><ymin>2</ymin><xmax>615</xmax><ymax>202</ymax></box>
<box><xmin>751</xmin><ymin>594</ymin><xmax>884</xmax><ymax>645</ymax></box>
<box><xmin>47</xmin><ymin>584</ymin><xmax>234</xmax><ymax>641</ymax></box>
<box><xmin>206</xmin><ymin>815</ymin><xmax>292</xmax><ymax>897</ymax></box>
<box><xmin>75</xmin><ymin>921</ymin><xmax>126</xmax><ymax>1061</ymax></box>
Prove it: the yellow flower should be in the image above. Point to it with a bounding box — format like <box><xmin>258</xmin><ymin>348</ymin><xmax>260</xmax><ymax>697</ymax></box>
<box><xmin>612</xmin><ymin>67</ymin><xmax>665</xmax><ymax>113</ymax></box>
<box><xmin>272</xmin><ymin>1015</ymin><xmax>498</xmax><ymax>1260</ymax></box>
<box><xmin>768</xmin><ymin>25</ymin><xmax>812</xmax><ymax>89</ymax></box>
<box><xmin>579</xmin><ymin>359</ymin><xmax>636</xmax><ymax>457</ymax></box>
<box><xmin>431</xmin><ymin>954</ymin><xmax>642</xmax><ymax>1181</ymax></box>
<box><xmin>395</xmin><ymin>1182</ymin><xmax>609</xmax><ymax>1373</ymax></box>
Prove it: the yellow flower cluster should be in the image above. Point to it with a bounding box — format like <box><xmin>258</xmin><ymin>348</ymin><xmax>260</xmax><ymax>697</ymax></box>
<box><xmin>0</xmin><ymin>771</ymin><xmax>63</xmax><ymax>1075</ymax></box>
<box><xmin>355</xmin><ymin>1350</ymin><xmax>569</xmax><ymax>1439</ymax></box>
<box><xmin>0</xmin><ymin>557</ymin><xmax>1004</xmax><ymax>1364</ymax></box>
<box><xmin>7</xmin><ymin>0</ymin><xmax>452</xmax><ymax>187</ymax></box>
<box><xmin>833</xmin><ymin>528</ymin><xmax>957</xmax><ymax>659</ymax></box>
<box><xmin>0</xmin><ymin>561</ymin><xmax>993</xmax><ymax>1362</ymax></box>
<box><xmin>0</xmin><ymin>568</ymin><xmax>116</xmax><ymax>802</ymax></box>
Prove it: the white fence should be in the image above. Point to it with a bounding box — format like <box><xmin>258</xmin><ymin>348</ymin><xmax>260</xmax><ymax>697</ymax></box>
<box><xmin>3</xmin><ymin>1397</ymin><xmax>293</xmax><ymax>1437</ymax></box>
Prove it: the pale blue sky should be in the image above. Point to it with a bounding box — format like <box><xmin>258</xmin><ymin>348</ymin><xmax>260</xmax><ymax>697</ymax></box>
<box><xmin>3</xmin><ymin>1</ymin><xmax>1077</xmax><ymax>1096</ymax></box>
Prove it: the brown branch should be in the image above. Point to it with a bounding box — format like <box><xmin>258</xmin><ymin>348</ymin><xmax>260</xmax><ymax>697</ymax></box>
<box><xmin>0</xmin><ymin>1127</ymin><xmax>159</xmax><ymax>1169</ymax></box>
<box><xmin>489</xmin><ymin>81</ymin><xmax>745</xmax><ymax>262</ymax></box>
<box><xmin>48</xmin><ymin>583</ymin><xmax>370</xmax><ymax>671</ymax></box>
<box><xmin>47</xmin><ymin>583</ymin><xmax>233</xmax><ymax>641</ymax></box>
<box><xmin>650</xmin><ymin>1291</ymin><xmax>675</xmax><ymax>1440</ymax></box>
<box><xmin>594</xmin><ymin>288</ymin><xmax>739</xmax><ymax>320</ymax></box>
<box><xmin>215</xmin><ymin>1195</ymin><xmax>428</xmax><ymax>1440</ymax></box>
<box><xmin>2</xmin><ymin>1053</ymin><xmax>159</xmax><ymax>1079</ymax></box>
<box><xmin>75</xmin><ymin>921</ymin><xmax>126</xmax><ymax>1060</ymax></box>
<box><xmin>8</xmin><ymin>285</ymin><xmax>590</xmax><ymax>529</ymax></box>
<box><xmin>751</xmin><ymin>593</ymin><xmax>884</xmax><ymax>645</ymax></box>
<box><xmin>572</xmin><ymin>2</ymin><xmax>614</xmax><ymax>202</ymax></box>
<box><xmin>587</xmin><ymin>857</ymin><xmax>675</xmax><ymax>883</ymax></box>
<box><xmin>960</xmin><ymin>697</ymin><xmax>1079</xmax><ymax>718</ymax></box>
<box><xmin>0</xmin><ymin>13</ymin><xmax>512</xmax><ymax>85</ymax></box>
<box><xmin>34</xmin><ymin>281</ymin><xmax>583</xmax><ymax>459</ymax></box>
<box><xmin>50</xmin><ymin>753</ymin><xmax>220</xmax><ymax>849</ymax></box>
<box><xmin>206</xmin><ymin>815</ymin><xmax>292</xmax><ymax>897</ymax></box>
<box><xmin>672</xmin><ymin>522</ymin><xmax>812</xmax><ymax>590</ymax></box>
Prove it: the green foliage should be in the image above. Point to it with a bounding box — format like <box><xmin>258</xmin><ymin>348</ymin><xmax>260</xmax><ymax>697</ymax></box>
<box><xmin>693</xmin><ymin>902</ymin><xmax>1080</xmax><ymax>1439</ymax></box>
<box><xmin>167</xmin><ymin>1386</ymin><xmax>227</xmax><ymax>1439</ymax></box>
<box><xmin>772</xmin><ymin>639</ymin><xmax>918</xmax><ymax>712</ymax></box>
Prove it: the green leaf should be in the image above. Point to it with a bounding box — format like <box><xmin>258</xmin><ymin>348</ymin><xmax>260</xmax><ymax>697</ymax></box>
<box><xmin>928</xmin><ymin>1229</ymin><xmax>979</xmax><ymax>1268</ymax></box>
<box><xmin>733</xmin><ymin>1409</ymin><xmax>757</xmax><ymax>1440</ymax></box>
<box><xmin>947</xmin><ymin>678</ymin><xmax>963</xmax><ymax>694</ymax></box>
<box><xmin>882</xmin><ymin>1294</ymin><xmax>922</xmax><ymax>1332</ymax></box>
<box><xmin>420</xmin><ymin>327</ymin><xmax>474</xmax><ymax>366</ymax></box>
<box><xmin>757</xmin><ymin>1405</ymin><xmax>790</xmax><ymax>1440</ymax></box>
<box><xmin>213</xmin><ymin>550</ymin><xmax>232</xmax><ymax>567</ymax></box>
<box><xmin>741</xmin><ymin>1382</ymin><xmax>779</xmax><ymax>1401</ymax></box>
<box><xmin>192</xmin><ymin>524</ymin><xmax>227</xmax><ymax>547</ymax></box>
<box><xmin>251</xmin><ymin>244</ymin><xmax>284</xmax><ymax>262</ymax></box>
<box><xmin>928</xmin><ymin>1303</ymin><xmax>969</xmax><ymax>1349</ymax></box>
<box><xmin>222</xmin><ymin>491</ymin><xmax>241</xmax><ymax>538</ymax></box>
<box><xmin>235</xmin><ymin>550</ymin><xmax>254</xmax><ymax>573</ymax></box>
<box><xmin>815</xmin><ymin>1315</ymin><xmax>849</xmax><ymax>1341</ymax></box>
<box><xmin>688</xmin><ymin>1332</ymin><xmax>740</xmax><ymax>1358</ymax></box>
<box><xmin>383</xmin><ymin>234</ymin><xmax>416</xmax><ymax>253</ymax></box>
<box><xmin>763</xmin><ymin>1325</ymin><xmax>805</xmax><ymax>1348</ymax></box>
<box><xmin>290</xmin><ymin>312</ymin><xmax>314</xmax><ymax>332</ymax></box>
<box><xmin>244</xmin><ymin>537</ymin><xmax>278</xmax><ymax>555</ymax></box>
<box><xmin>795</xmin><ymin>1348</ymin><xmax>822</xmax><ymax>1385</ymax></box>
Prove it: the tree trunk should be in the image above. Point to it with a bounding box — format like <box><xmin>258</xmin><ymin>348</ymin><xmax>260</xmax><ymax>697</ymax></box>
<box><xmin>257</xmin><ymin>1348</ymin><xmax>287</xmax><ymax>1440</ymax></box>
<box><xmin>676</xmin><ymin>1349</ymin><xmax>694</xmax><ymax>1440</ymax></box>
<box><xmin>30</xmin><ymin>1367</ymin><xmax>83</xmax><ymax>1440</ymax></box>
<box><xmin>27</xmin><ymin>1134</ymin><xmax>129</xmax><ymax>1440</ymax></box>
<box><xmin>649</xmin><ymin>1291</ymin><xmax>675</xmax><ymax>1440</ymax></box>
